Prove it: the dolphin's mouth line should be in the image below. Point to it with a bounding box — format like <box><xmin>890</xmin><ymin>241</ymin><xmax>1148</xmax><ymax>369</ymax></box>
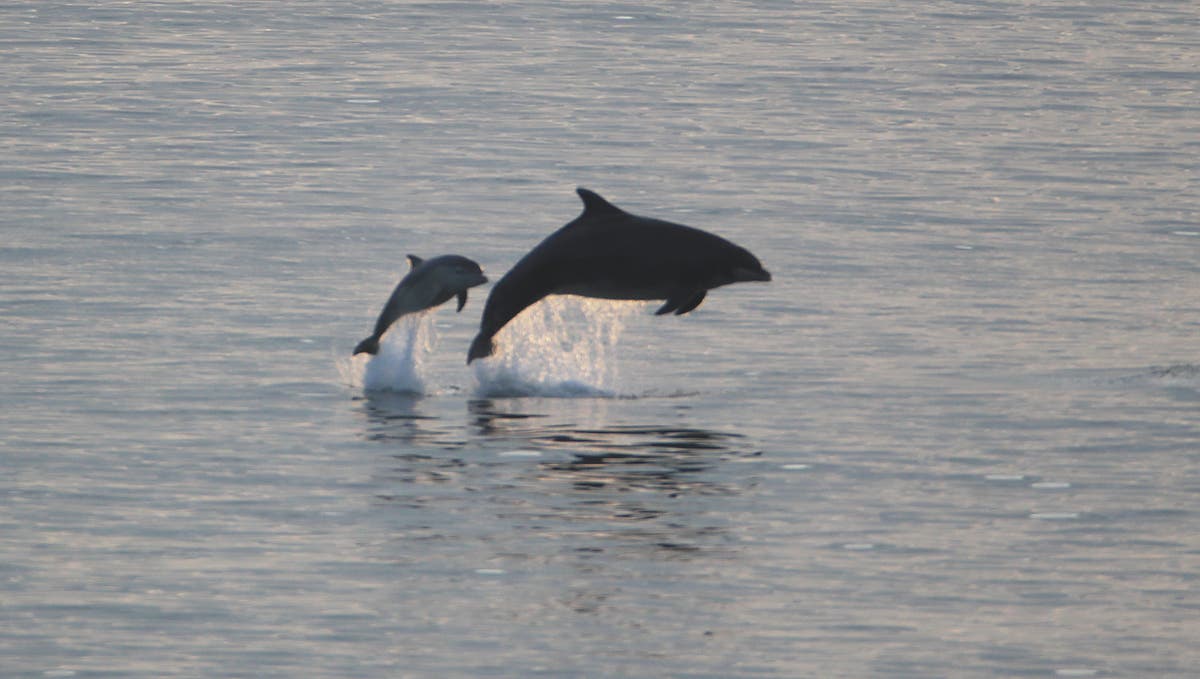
<box><xmin>733</xmin><ymin>266</ymin><xmax>772</xmax><ymax>282</ymax></box>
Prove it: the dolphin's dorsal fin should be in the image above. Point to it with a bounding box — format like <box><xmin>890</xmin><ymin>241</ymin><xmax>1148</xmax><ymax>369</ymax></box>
<box><xmin>576</xmin><ymin>188</ymin><xmax>625</xmax><ymax>217</ymax></box>
<box><xmin>406</xmin><ymin>254</ymin><xmax>424</xmax><ymax>270</ymax></box>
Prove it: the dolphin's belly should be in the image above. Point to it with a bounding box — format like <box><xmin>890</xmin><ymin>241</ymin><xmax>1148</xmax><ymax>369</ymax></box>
<box><xmin>556</xmin><ymin>279</ymin><xmax>677</xmax><ymax>301</ymax></box>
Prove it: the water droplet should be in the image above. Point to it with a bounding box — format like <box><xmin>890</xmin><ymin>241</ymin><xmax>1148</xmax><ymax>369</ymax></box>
<box><xmin>1030</xmin><ymin>512</ymin><xmax>1080</xmax><ymax>520</ymax></box>
<box><xmin>499</xmin><ymin>449</ymin><xmax>542</xmax><ymax>457</ymax></box>
<box><xmin>985</xmin><ymin>474</ymin><xmax>1025</xmax><ymax>481</ymax></box>
<box><xmin>781</xmin><ymin>463</ymin><xmax>810</xmax><ymax>470</ymax></box>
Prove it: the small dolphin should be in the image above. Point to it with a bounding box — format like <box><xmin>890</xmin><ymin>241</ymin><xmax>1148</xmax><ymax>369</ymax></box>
<box><xmin>467</xmin><ymin>188</ymin><xmax>771</xmax><ymax>363</ymax></box>
<box><xmin>354</xmin><ymin>254</ymin><xmax>488</xmax><ymax>356</ymax></box>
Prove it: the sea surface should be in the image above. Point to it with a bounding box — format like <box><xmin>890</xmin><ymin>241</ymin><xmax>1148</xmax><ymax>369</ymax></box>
<box><xmin>3</xmin><ymin>2</ymin><xmax>1199</xmax><ymax>677</ymax></box>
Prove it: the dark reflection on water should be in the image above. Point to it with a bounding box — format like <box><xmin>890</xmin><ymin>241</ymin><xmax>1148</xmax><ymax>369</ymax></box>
<box><xmin>467</xmin><ymin>398</ymin><xmax>757</xmax><ymax>494</ymax></box>
<box><xmin>479</xmin><ymin>398</ymin><xmax>755</xmax><ymax>559</ymax></box>
<box><xmin>465</xmin><ymin>396</ymin><xmax>549</xmax><ymax>438</ymax></box>
<box><xmin>357</xmin><ymin>391</ymin><xmax>467</xmax><ymax>448</ymax></box>
<box><xmin>529</xmin><ymin>425</ymin><xmax>752</xmax><ymax>502</ymax></box>
<box><xmin>1147</xmin><ymin>363</ymin><xmax>1200</xmax><ymax>379</ymax></box>
<box><xmin>361</xmin><ymin>397</ymin><xmax>760</xmax><ymax>563</ymax></box>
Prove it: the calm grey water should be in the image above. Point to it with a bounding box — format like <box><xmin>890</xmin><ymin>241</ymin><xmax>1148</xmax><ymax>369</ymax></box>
<box><xmin>3</xmin><ymin>2</ymin><xmax>1199</xmax><ymax>677</ymax></box>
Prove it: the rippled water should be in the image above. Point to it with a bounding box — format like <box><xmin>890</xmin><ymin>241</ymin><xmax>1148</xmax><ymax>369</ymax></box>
<box><xmin>3</xmin><ymin>2</ymin><xmax>1199</xmax><ymax>677</ymax></box>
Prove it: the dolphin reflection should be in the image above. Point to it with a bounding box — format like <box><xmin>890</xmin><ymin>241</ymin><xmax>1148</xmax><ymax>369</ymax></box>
<box><xmin>467</xmin><ymin>399</ymin><xmax>755</xmax><ymax>497</ymax></box>
<box><xmin>361</xmin><ymin>399</ymin><xmax>759</xmax><ymax>568</ymax></box>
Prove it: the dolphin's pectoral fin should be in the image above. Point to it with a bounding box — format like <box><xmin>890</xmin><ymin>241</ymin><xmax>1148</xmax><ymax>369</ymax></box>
<box><xmin>456</xmin><ymin>290</ymin><xmax>468</xmax><ymax>312</ymax></box>
<box><xmin>674</xmin><ymin>290</ymin><xmax>706</xmax><ymax>315</ymax></box>
<box><xmin>655</xmin><ymin>290</ymin><xmax>706</xmax><ymax>316</ymax></box>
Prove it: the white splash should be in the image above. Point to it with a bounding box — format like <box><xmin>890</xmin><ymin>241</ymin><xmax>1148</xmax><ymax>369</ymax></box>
<box><xmin>471</xmin><ymin>296</ymin><xmax>642</xmax><ymax>398</ymax></box>
<box><xmin>337</xmin><ymin>312</ymin><xmax>437</xmax><ymax>394</ymax></box>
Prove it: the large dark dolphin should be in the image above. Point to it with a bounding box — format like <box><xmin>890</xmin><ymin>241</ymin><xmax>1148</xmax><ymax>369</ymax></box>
<box><xmin>354</xmin><ymin>254</ymin><xmax>487</xmax><ymax>356</ymax></box>
<box><xmin>467</xmin><ymin>188</ymin><xmax>771</xmax><ymax>363</ymax></box>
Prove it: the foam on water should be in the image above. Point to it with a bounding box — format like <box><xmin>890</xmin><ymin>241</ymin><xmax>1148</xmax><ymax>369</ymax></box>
<box><xmin>337</xmin><ymin>312</ymin><xmax>437</xmax><ymax>394</ymax></box>
<box><xmin>471</xmin><ymin>296</ymin><xmax>642</xmax><ymax>398</ymax></box>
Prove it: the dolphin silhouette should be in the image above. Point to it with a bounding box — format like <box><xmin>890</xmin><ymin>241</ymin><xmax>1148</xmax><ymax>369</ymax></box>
<box><xmin>467</xmin><ymin>188</ymin><xmax>771</xmax><ymax>363</ymax></box>
<box><xmin>354</xmin><ymin>254</ymin><xmax>488</xmax><ymax>356</ymax></box>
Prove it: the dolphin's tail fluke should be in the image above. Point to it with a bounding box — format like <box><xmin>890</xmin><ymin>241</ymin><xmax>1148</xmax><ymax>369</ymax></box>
<box><xmin>467</xmin><ymin>333</ymin><xmax>495</xmax><ymax>364</ymax></box>
<box><xmin>353</xmin><ymin>336</ymin><xmax>380</xmax><ymax>356</ymax></box>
